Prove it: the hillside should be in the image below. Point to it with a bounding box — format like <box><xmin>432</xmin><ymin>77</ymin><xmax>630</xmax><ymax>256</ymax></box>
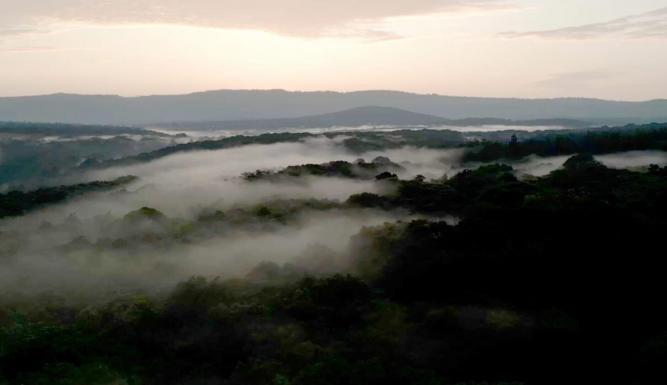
<box><xmin>163</xmin><ymin>106</ymin><xmax>591</xmax><ymax>130</ymax></box>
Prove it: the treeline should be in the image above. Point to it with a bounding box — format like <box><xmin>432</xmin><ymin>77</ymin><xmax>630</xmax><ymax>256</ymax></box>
<box><xmin>88</xmin><ymin>122</ymin><xmax>667</xmax><ymax>171</ymax></box>
<box><xmin>351</xmin><ymin>153</ymin><xmax>667</xmax><ymax>216</ymax></box>
<box><xmin>87</xmin><ymin>129</ymin><xmax>467</xmax><ymax>169</ymax></box>
<box><xmin>464</xmin><ymin>123</ymin><xmax>667</xmax><ymax>162</ymax></box>
<box><xmin>0</xmin><ymin>176</ymin><xmax>137</xmax><ymax>219</ymax></box>
<box><xmin>88</xmin><ymin>133</ymin><xmax>315</xmax><ymax>168</ymax></box>
<box><xmin>243</xmin><ymin>157</ymin><xmax>403</xmax><ymax>181</ymax></box>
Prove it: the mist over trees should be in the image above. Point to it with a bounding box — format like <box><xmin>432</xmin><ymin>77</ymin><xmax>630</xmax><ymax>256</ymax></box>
<box><xmin>0</xmin><ymin>124</ymin><xmax>183</xmax><ymax>190</ymax></box>
<box><xmin>1</xmin><ymin>120</ymin><xmax>667</xmax><ymax>385</ymax></box>
<box><xmin>3</xmin><ymin>0</ymin><xmax>667</xmax><ymax>380</ymax></box>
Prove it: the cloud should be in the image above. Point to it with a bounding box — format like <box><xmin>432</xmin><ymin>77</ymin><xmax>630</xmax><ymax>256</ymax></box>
<box><xmin>1</xmin><ymin>0</ymin><xmax>510</xmax><ymax>38</ymax></box>
<box><xmin>326</xmin><ymin>28</ymin><xmax>405</xmax><ymax>42</ymax></box>
<box><xmin>503</xmin><ymin>6</ymin><xmax>667</xmax><ymax>39</ymax></box>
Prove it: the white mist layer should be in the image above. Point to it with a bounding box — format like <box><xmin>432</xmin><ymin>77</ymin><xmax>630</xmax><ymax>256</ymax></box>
<box><xmin>0</xmin><ymin>138</ymin><xmax>434</xmax><ymax>300</ymax></box>
<box><xmin>2</xmin><ymin>136</ymin><xmax>666</xmax><ymax>301</ymax></box>
<box><xmin>509</xmin><ymin>151</ymin><xmax>667</xmax><ymax>177</ymax></box>
<box><xmin>0</xmin><ymin>209</ymin><xmax>406</xmax><ymax>300</ymax></box>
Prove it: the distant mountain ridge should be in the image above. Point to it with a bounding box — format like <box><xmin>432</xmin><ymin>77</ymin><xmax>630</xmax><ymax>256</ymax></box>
<box><xmin>1</xmin><ymin>89</ymin><xmax>666</xmax><ymax>125</ymax></box>
<box><xmin>162</xmin><ymin>106</ymin><xmax>592</xmax><ymax>130</ymax></box>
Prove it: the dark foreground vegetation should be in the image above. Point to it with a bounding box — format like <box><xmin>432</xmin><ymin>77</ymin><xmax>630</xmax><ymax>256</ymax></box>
<box><xmin>2</xmin><ymin>154</ymin><xmax>666</xmax><ymax>385</ymax></box>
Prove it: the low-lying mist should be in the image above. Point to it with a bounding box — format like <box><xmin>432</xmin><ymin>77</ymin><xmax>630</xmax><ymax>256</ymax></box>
<box><xmin>508</xmin><ymin>151</ymin><xmax>667</xmax><ymax>177</ymax></box>
<box><xmin>3</xmin><ymin>132</ymin><xmax>667</xmax><ymax>303</ymax></box>
<box><xmin>0</xmin><ymin>138</ymin><xmax>438</xmax><ymax>301</ymax></box>
<box><xmin>149</xmin><ymin>124</ymin><xmax>570</xmax><ymax>139</ymax></box>
<box><xmin>60</xmin><ymin>138</ymin><xmax>466</xmax><ymax>218</ymax></box>
<box><xmin>0</xmin><ymin>207</ymin><xmax>409</xmax><ymax>303</ymax></box>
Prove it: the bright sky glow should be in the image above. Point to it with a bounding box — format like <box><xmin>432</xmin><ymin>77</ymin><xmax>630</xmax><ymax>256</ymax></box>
<box><xmin>1</xmin><ymin>0</ymin><xmax>666</xmax><ymax>100</ymax></box>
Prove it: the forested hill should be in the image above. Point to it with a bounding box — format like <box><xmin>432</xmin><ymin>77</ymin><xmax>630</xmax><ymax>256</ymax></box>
<box><xmin>160</xmin><ymin>106</ymin><xmax>591</xmax><ymax>130</ymax></box>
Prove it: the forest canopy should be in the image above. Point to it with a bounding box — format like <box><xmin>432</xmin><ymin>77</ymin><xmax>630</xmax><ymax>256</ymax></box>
<box><xmin>2</xmin><ymin>151</ymin><xmax>666</xmax><ymax>385</ymax></box>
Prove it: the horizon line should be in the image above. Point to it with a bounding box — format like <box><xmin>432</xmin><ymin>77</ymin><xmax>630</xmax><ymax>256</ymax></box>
<box><xmin>1</xmin><ymin>88</ymin><xmax>665</xmax><ymax>104</ymax></box>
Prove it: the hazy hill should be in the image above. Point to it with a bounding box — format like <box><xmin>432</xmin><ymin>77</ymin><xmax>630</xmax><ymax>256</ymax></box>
<box><xmin>163</xmin><ymin>106</ymin><xmax>591</xmax><ymax>130</ymax></box>
<box><xmin>1</xmin><ymin>90</ymin><xmax>666</xmax><ymax>125</ymax></box>
<box><xmin>164</xmin><ymin>106</ymin><xmax>448</xmax><ymax>130</ymax></box>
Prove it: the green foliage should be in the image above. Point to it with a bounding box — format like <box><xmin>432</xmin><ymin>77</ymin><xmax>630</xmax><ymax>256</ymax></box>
<box><xmin>349</xmin><ymin>163</ymin><xmax>529</xmax><ymax>215</ymax></box>
<box><xmin>12</xmin><ymin>362</ymin><xmax>129</xmax><ymax>385</ymax></box>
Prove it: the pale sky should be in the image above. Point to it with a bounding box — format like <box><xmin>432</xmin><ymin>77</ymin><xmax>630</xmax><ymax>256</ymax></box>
<box><xmin>1</xmin><ymin>0</ymin><xmax>666</xmax><ymax>100</ymax></box>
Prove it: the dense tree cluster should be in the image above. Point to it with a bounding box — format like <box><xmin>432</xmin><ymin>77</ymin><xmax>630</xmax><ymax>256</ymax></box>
<box><xmin>464</xmin><ymin>123</ymin><xmax>667</xmax><ymax>162</ymax></box>
<box><xmin>243</xmin><ymin>157</ymin><xmax>404</xmax><ymax>182</ymax></box>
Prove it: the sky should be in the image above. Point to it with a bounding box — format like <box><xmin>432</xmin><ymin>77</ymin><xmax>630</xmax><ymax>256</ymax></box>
<box><xmin>0</xmin><ymin>0</ymin><xmax>666</xmax><ymax>100</ymax></box>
